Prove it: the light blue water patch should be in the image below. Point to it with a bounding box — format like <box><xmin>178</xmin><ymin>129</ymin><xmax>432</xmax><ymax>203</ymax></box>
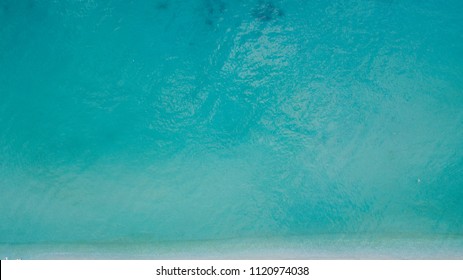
<box><xmin>1</xmin><ymin>0</ymin><xmax>463</xmax><ymax>254</ymax></box>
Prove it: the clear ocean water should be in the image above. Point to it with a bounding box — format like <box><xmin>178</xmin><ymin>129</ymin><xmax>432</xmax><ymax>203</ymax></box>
<box><xmin>1</xmin><ymin>0</ymin><xmax>463</xmax><ymax>258</ymax></box>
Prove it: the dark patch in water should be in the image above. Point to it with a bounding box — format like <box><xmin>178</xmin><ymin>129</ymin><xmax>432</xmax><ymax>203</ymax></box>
<box><xmin>252</xmin><ymin>1</ymin><xmax>284</xmax><ymax>22</ymax></box>
<box><xmin>204</xmin><ymin>0</ymin><xmax>226</xmax><ymax>26</ymax></box>
<box><xmin>1</xmin><ymin>0</ymin><xmax>11</xmax><ymax>14</ymax></box>
<box><xmin>205</xmin><ymin>18</ymin><xmax>213</xmax><ymax>26</ymax></box>
<box><xmin>2</xmin><ymin>2</ymin><xmax>8</xmax><ymax>11</ymax></box>
<box><xmin>205</xmin><ymin>0</ymin><xmax>226</xmax><ymax>15</ymax></box>
<box><xmin>155</xmin><ymin>1</ymin><xmax>169</xmax><ymax>10</ymax></box>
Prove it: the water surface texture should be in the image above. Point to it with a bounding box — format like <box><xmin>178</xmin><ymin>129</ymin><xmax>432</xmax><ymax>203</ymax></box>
<box><xmin>1</xmin><ymin>0</ymin><xmax>463</xmax><ymax>258</ymax></box>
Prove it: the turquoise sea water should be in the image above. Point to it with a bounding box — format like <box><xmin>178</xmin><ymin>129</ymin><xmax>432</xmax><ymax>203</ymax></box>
<box><xmin>1</xmin><ymin>0</ymin><xmax>463</xmax><ymax>258</ymax></box>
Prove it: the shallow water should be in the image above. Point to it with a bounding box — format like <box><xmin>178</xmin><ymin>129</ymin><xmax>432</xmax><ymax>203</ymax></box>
<box><xmin>1</xmin><ymin>0</ymin><xmax>463</xmax><ymax>257</ymax></box>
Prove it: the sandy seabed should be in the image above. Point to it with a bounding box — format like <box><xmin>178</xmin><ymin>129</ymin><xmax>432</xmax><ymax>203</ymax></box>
<box><xmin>2</xmin><ymin>234</ymin><xmax>462</xmax><ymax>260</ymax></box>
